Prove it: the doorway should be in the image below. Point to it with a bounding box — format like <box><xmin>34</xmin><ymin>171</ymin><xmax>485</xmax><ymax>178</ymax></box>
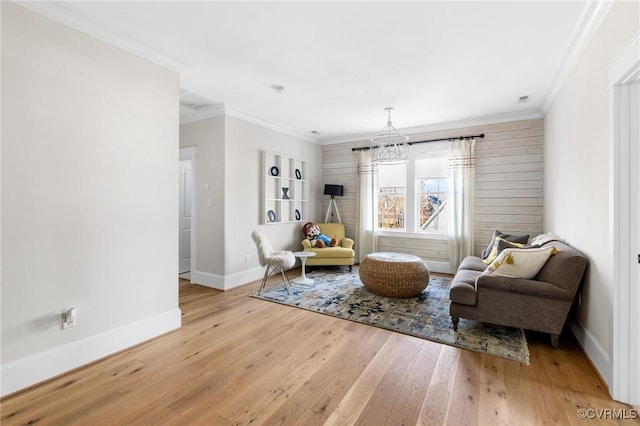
<box><xmin>609</xmin><ymin>34</ymin><xmax>639</xmax><ymax>405</ymax></box>
<box><xmin>179</xmin><ymin>147</ymin><xmax>197</xmax><ymax>280</ymax></box>
<box><xmin>179</xmin><ymin>159</ymin><xmax>192</xmax><ymax>274</ymax></box>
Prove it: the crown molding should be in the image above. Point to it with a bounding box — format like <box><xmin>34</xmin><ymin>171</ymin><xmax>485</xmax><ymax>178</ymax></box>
<box><xmin>179</xmin><ymin>104</ymin><xmax>226</xmax><ymax>125</ymax></box>
<box><xmin>179</xmin><ymin>103</ymin><xmax>321</xmax><ymax>144</ymax></box>
<box><xmin>221</xmin><ymin>106</ymin><xmax>320</xmax><ymax>144</ymax></box>
<box><xmin>539</xmin><ymin>0</ymin><xmax>615</xmax><ymax>113</ymax></box>
<box><xmin>319</xmin><ymin>110</ymin><xmax>544</xmax><ymax>145</ymax></box>
<box><xmin>14</xmin><ymin>1</ymin><xmax>192</xmax><ymax>73</ymax></box>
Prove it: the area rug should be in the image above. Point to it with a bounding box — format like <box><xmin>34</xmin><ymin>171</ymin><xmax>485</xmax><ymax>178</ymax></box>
<box><xmin>251</xmin><ymin>267</ymin><xmax>529</xmax><ymax>364</ymax></box>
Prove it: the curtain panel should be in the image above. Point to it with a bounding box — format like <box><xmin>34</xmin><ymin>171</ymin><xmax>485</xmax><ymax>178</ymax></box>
<box><xmin>447</xmin><ymin>139</ymin><xmax>476</xmax><ymax>272</ymax></box>
<box><xmin>356</xmin><ymin>150</ymin><xmax>378</xmax><ymax>262</ymax></box>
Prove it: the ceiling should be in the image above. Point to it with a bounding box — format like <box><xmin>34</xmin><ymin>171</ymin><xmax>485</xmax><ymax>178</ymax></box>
<box><xmin>18</xmin><ymin>1</ymin><xmax>599</xmax><ymax>143</ymax></box>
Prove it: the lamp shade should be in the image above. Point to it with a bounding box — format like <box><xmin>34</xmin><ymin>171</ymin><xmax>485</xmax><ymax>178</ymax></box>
<box><xmin>324</xmin><ymin>184</ymin><xmax>344</xmax><ymax>196</ymax></box>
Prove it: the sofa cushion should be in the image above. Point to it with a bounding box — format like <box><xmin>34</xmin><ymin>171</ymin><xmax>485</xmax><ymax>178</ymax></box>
<box><xmin>457</xmin><ymin>256</ymin><xmax>487</xmax><ymax>273</ymax></box>
<box><xmin>482</xmin><ymin>246</ymin><xmax>557</xmax><ymax>279</ymax></box>
<box><xmin>303</xmin><ymin>246</ymin><xmax>355</xmax><ymax>259</ymax></box>
<box><xmin>481</xmin><ymin>230</ymin><xmax>530</xmax><ymax>260</ymax></box>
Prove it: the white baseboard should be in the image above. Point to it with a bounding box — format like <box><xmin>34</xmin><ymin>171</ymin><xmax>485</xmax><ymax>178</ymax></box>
<box><xmin>191</xmin><ymin>270</ymin><xmax>225</xmax><ymax>290</ymax></box>
<box><xmin>191</xmin><ymin>267</ymin><xmax>263</xmax><ymax>291</ymax></box>
<box><xmin>568</xmin><ymin>318</ymin><xmax>612</xmax><ymax>388</ymax></box>
<box><xmin>425</xmin><ymin>260</ymin><xmax>452</xmax><ymax>274</ymax></box>
<box><xmin>223</xmin><ymin>266</ymin><xmax>264</xmax><ymax>290</ymax></box>
<box><xmin>1</xmin><ymin>308</ymin><xmax>181</xmax><ymax>397</ymax></box>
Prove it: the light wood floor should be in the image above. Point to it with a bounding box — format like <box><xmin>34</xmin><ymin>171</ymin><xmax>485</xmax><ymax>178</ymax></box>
<box><xmin>2</xmin><ymin>272</ymin><xmax>637</xmax><ymax>425</ymax></box>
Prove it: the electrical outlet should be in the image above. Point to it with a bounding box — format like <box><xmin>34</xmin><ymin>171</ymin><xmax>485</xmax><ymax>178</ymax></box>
<box><xmin>244</xmin><ymin>254</ymin><xmax>250</xmax><ymax>263</ymax></box>
<box><xmin>61</xmin><ymin>307</ymin><xmax>76</xmax><ymax>329</ymax></box>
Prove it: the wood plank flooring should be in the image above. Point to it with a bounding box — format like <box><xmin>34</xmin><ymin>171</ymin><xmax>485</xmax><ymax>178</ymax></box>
<box><xmin>2</xmin><ymin>273</ymin><xmax>638</xmax><ymax>425</ymax></box>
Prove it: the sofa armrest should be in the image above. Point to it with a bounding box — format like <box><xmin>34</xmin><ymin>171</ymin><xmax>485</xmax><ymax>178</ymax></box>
<box><xmin>476</xmin><ymin>275</ymin><xmax>574</xmax><ymax>301</ymax></box>
<box><xmin>301</xmin><ymin>239</ymin><xmax>312</xmax><ymax>249</ymax></box>
<box><xmin>341</xmin><ymin>238</ymin><xmax>354</xmax><ymax>249</ymax></box>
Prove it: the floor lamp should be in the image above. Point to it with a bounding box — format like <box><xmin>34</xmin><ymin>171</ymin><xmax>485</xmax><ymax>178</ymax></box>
<box><xmin>324</xmin><ymin>184</ymin><xmax>344</xmax><ymax>223</ymax></box>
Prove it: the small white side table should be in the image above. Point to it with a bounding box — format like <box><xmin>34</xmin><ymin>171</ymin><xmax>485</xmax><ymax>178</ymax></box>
<box><xmin>292</xmin><ymin>251</ymin><xmax>316</xmax><ymax>285</ymax></box>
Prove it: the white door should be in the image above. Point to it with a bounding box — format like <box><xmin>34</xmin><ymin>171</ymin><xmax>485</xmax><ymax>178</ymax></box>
<box><xmin>179</xmin><ymin>160</ymin><xmax>192</xmax><ymax>274</ymax></box>
<box><xmin>633</xmin><ymin>80</ymin><xmax>640</xmax><ymax>404</ymax></box>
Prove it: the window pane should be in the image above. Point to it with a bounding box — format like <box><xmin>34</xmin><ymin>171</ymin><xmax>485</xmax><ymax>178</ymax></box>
<box><xmin>378</xmin><ymin>187</ymin><xmax>406</xmax><ymax>229</ymax></box>
<box><xmin>378</xmin><ymin>163</ymin><xmax>407</xmax><ymax>187</ymax></box>
<box><xmin>415</xmin><ymin>157</ymin><xmax>446</xmax><ymax>178</ymax></box>
<box><xmin>417</xmin><ymin>177</ymin><xmax>447</xmax><ymax>232</ymax></box>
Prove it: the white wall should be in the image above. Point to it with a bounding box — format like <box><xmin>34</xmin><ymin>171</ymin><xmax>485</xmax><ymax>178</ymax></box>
<box><xmin>178</xmin><ymin>113</ymin><xmax>322</xmax><ymax>290</ymax></box>
<box><xmin>543</xmin><ymin>0</ymin><xmax>639</xmax><ymax>386</ymax></box>
<box><xmin>1</xmin><ymin>3</ymin><xmax>180</xmax><ymax>395</ymax></box>
<box><xmin>179</xmin><ymin>116</ymin><xmax>226</xmax><ymax>278</ymax></box>
<box><xmin>224</xmin><ymin>116</ymin><xmax>322</xmax><ymax>278</ymax></box>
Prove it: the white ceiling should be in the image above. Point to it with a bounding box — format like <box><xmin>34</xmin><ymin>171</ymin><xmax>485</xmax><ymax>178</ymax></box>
<box><xmin>18</xmin><ymin>1</ymin><xmax>600</xmax><ymax>143</ymax></box>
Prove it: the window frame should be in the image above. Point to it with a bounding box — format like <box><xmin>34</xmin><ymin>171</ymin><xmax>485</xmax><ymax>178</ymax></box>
<box><xmin>376</xmin><ymin>141</ymin><xmax>448</xmax><ymax>240</ymax></box>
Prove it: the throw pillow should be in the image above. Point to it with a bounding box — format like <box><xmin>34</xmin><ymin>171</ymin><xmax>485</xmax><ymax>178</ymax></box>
<box><xmin>482</xmin><ymin>236</ymin><xmax>534</xmax><ymax>265</ymax></box>
<box><xmin>482</xmin><ymin>246</ymin><xmax>558</xmax><ymax>279</ymax></box>
<box><xmin>481</xmin><ymin>230</ymin><xmax>530</xmax><ymax>260</ymax></box>
<box><xmin>529</xmin><ymin>233</ymin><xmax>561</xmax><ymax>246</ymax></box>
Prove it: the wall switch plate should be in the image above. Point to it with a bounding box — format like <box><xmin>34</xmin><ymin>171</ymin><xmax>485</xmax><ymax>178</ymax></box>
<box><xmin>61</xmin><ymin>307</ymin><xmax>76</xmax><ymax>329</ymax></box>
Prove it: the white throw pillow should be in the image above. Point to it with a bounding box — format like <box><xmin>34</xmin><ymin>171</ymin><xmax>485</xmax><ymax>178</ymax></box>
<box><xmin>482</xmin><ymin>246</ymin><xmax>558</xmax><ymax>279</ymax></box>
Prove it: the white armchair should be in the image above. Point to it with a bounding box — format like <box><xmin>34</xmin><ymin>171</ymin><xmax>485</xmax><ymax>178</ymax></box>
<box><xmin>252</xmin><ymin>230</ymin><xmax>296</xmax><ymax>295</ymax></box>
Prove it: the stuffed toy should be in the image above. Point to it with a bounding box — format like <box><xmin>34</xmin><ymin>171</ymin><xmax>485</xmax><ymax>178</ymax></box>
<box><xmin>302</xmin><ymin>222</ymin><xmax>338</xmax><ymax>248</ymax></box>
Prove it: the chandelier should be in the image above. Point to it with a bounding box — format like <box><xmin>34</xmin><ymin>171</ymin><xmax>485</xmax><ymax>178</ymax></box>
<box><xmin>370</xmin><ymin>107</ymin><xmax>409</xmax><ymax>165</ymax></box>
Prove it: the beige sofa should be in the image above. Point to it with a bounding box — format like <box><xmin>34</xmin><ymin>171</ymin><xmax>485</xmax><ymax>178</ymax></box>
<box><xmin>301</xmin><ymin>223</ymin><xmax>355</xmax><ymax>271</ymax></box>
<box><xmin>449</xmin><ymin>235</ymin><xmax>588</xmax><ymax>348</ymax></box>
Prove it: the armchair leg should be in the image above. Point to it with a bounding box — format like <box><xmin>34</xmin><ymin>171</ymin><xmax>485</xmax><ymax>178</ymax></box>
<box><xmin>280</xmin><ymin>269</ymin><xmax>291</xmax><ymax>295</ymax></box>
<box><xmin>349</xmin><ymin>265</ymin><xmax>352</xmax><ymax>273</ymax></box>
<box><xmin>550</xmin><ymin>334</ymin><xmax>560</xmax><ymax>349</ymax></box>
<box><xmin>452</xmin><ymin>317</ymin><xmax>459</xmax><ymax>331</ymax></box>
<box><xmin>258</xmin><ymin>266</ymin><xmax>271</xmax><ymax>295</ymax></box>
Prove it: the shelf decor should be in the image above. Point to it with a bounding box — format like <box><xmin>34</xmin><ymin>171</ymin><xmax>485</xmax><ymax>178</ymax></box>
<box><xmin>261</xmin><ymin>151</ymin><xmax>307</xmax><ymax>224</ymax></box>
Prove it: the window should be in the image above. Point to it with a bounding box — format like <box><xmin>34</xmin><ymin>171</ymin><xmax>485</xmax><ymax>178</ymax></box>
<box><xmin>377</xmin><ymin>163</ymin><xmax>406</xmax><ymax>230</ymax></box>
<box><xmin>417</xmin><ymin>178</ymin><xmax>447</xmax><ymax>231</ymax></box>
<box><xmin>377</xmin><ymin>147</ymin><xmax>448</xmax><ymax>234</ymax></box>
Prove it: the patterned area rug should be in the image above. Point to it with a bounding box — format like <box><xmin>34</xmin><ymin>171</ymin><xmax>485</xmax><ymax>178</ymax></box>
<box><xmin>251</xmin><ymin>267</ymin><xmax>529</xmax><ymax>364</ymax></box>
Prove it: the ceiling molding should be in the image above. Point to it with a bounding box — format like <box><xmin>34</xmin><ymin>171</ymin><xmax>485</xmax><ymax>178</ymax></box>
<box><xmin>539</xmin><ymin>0</ymin><xmax>615</xmax><ymax>113</ymax></box>
<box><xmin>179</xmin><ymin>103</ymin><xmax>226</xmax><ymax>126</ymax></box>
<box><xmin>319</xmin><ymin>110</ymin><xmax>544</xmax><ymax>145</ymax></box>
<box><xmin>180</xmin><ymin>103</ymin><xmax>320</xmax><ymax>144</ymax></box>
<box><xmin>14</xmin><ymin>0</ymin><xmax>192</xmax><ymax>73</ymax></box>
<box><xmin>223</xmin><ymin>106</ymin><xmax>320</xmax><ymax>144</ymax></box>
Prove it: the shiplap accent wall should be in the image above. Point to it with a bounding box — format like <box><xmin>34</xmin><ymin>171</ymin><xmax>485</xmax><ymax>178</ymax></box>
<box><xmin>321</xmin><ymin>118</ymin><xmax>543</xmax><ymax>265</ymax></box>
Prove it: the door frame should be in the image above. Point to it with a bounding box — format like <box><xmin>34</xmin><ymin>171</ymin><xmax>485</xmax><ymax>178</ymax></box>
<box><xmin>609</xmin><ymin>33</ymin><xmax>640</xmax><ymax>405</ymax></box>
<box><xmin>180</xmin><ymin>146</ymin><xmax>197</xmax><ymax>281</ymax></box>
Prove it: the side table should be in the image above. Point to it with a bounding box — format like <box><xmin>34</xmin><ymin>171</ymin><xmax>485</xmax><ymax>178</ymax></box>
<box><xmin>292</xmin><ymin>251</ymin><xmax>317</xmax><ymax>285</ymax></box>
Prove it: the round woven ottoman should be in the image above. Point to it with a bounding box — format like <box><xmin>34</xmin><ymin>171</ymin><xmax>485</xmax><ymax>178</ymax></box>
<box><xmin>359</xmin><ymin>252</ymin><xmax>430</xmax><ymax>298</ymax></box>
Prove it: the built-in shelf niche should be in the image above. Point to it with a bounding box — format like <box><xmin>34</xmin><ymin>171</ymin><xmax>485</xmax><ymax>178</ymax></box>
<box><xmin>261</xmin><ymin>151</ymin><xmax>307</xmax><ymax>224</ymax></box>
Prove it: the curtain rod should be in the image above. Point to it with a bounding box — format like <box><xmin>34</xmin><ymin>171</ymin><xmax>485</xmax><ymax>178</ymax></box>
<box><xmin>351</xmin><ymin>133</ymin><xmax>485</xmax><ymax>152</ymax></box>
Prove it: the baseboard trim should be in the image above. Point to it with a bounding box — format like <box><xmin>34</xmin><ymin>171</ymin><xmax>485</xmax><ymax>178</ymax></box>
<box><xmin>223</xmin><ymin>266</ymin><xmax>264</xmax><ymax>290</ymax></box>
<box><xmin>424</xmin><ymin>260</ymin><xmax>452</xmax><ymax>274</ymax></box>
<box><xmin>1</xmin><ymin>308</ymin><xmax>181</xmax><ymax>397</ymax></box>
<box><xmin>191</xmin><ymin>270</ymin><xmax>225</xmax><ymax>290</ymax></box>
<box><xmin>568</xmin><ymin>318</ymin><xmax>612</xmax><ymax>389</ymax></box>
<box><xmin>191</xmin><ymin>267</ymin><xmax>264</xmax><ymax>291</ymax></box>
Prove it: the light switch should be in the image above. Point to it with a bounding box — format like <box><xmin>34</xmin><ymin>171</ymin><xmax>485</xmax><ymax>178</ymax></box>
<box><xmin>204</xmin><ymin>183</ymin><xmax>210</xmax><ymax>191</ymax></box>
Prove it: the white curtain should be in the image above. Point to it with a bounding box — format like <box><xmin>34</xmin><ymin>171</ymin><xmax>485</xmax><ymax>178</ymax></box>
<box><xmin>356</xmin><ymin>150</ymin><xmax>378</xmax><ymax>262</ymax></box>
<box><xmin>447</xmin><ymin>139</ymin><xmax>476</xmax><ymax>272</ymax></box>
